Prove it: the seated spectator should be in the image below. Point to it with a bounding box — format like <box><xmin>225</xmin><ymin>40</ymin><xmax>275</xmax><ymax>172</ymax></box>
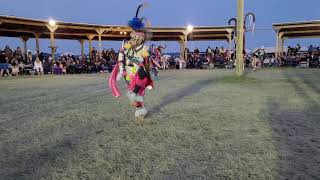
<box><xmin>75</xmin><ymin>59</ymin><xmax>82</xmax><ymax>73</ymax></box>
<box><xmin>53</xmin><ymin>61</ymin><xmax>62</xmax><ymax>75</ymax></box>
<box><xmin>67</xmin><ymin>61</ymin><xmax>76</xmax><ymax>74</ymax></box>
<box><xmin>219</xmin><ymin>46</ymin><xmax>226</xmax><ymax>54</ymax></box>
<box><xmin>206</xmin><ymin>46</ymin><xmax>212</xmax><ymax>55</ymax></box>
<box><xmin>60</xmin><ymin>61</ymin><xmax>67</xmax><ymax>74</ymax></box>
<box><xmin>194</xmin><ymin>47</ymin><xmax>200</xmax><ymax>55</ymax></box>
<box><xmin>0</xmin><ymin>51</ymin><xmax>11</xmax><ymax>77</ymax></box>
<box><xmin>10</xmin><ymin>58</ymin><xmax>20</xmax><ymax>76</ymax></box>
<box><xmin>34</xmin><ymin>57</ymin><xmax>44</xmax><ymax>75</ymax></box>
<box><xmin>263</xmin><ymin>58</ymin><xmax>271</xmax><ymax>67</ymax></box>
<box><xmin>270</xmin><ymin>56</ymin><xmax>278</xmax><ymax>67</ymax></box>
<box><xmin>27</xmin><ymin>52</ymin><xmax>32</xmax><ymax>64</ymax></box>
<box><xmin>308</xmin><ymin>54</ymin><xmax>319</xmax><ymax>68</ymax></box>
<box><xmin>214</xmin><ymin>47</ymin><xmax>219</xmax><ymax>55</ymax></box>
<box><xmin>252</xmin><ymin>54</ymin><xmax>261</xmax><ymax>71</ymax></box>
<box><xmin>299</xmin><ymin>55</ymin><xmax>309</xmax><ymax>68</ymax></box>
<box><xmin>43</xmin><ymin>58</ymin><xmax>52</xmax><ymax>74</ymax></box>
<box><xmin>14</xmin><ymin>47</ymin><xmax>23</xmax><ymax>62</ymax></box>
<box><xmin>195</xmin><ymin>56</ymin><xmax>202</xmax><ymax>69</ymax></box>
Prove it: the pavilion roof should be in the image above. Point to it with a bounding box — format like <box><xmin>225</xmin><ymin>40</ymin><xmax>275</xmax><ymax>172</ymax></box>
<box><xmin>273</xmin><ymin>20</ymin><xmax>320</xmax><ymax>39</ymax></box>
<box><xmin>0</xmin><ymin>15</ymin><xmax>234</xmax><ymax>41</ymax></box>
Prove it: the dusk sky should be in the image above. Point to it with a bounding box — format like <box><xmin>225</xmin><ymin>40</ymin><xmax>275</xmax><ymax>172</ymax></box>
<box><xmin>1</xmin><ymin>0</ymin><xmax>319</xmax><ymax>54</ymax></box>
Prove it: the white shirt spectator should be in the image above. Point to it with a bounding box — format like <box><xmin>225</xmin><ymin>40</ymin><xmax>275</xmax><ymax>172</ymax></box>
<box><xmin>34</xmin><ymin>58</ymin><xmax>44</xmax><ymax>74</ymax></box>
<box><xmin>263</xmin><ymin>58</ymin><xmax>270</xmax><ymax>64</ymax></box>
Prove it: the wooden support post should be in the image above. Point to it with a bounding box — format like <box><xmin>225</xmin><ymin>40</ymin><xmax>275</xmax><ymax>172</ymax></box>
<box><xmin>50</xmin><ymin>32</ymin><xmax>56</xmax><ymax>60</ymax></box>
<box><xmin>181</xmin><ymin>31</ymin><xmax>189</xmax><ymax>60</ymax></box>
<box><xmin>95</xmin><ymin>28</ymin><xmax>106</xmax><ymax>59</ymax></box>
<box><xmin>276</xmin><ymin>32</ymin><xmax>285</xmax><ymax>57</ymax></box>
<box><xmin>281</xmin><ymin>38</ymin><xmax>285</xmax><ymax>54</ymax></box>
<box><xmin>19</xmin><ymin>36</ymin><xmax>30</xmax><ymax>61</ymax></box>
<box><xmin>33</xmin><ymin>32</ymin><xmax>42</xmax><ymax>55</ymax></box>
<box><xmin>184</xmin><ymin>35</ymin><xmax>188</xmax><ymax>60</ymax></box>
<box><xmin>46</xmin><ymin>24</ymin><xmax>59</xmax><ymax>60</ymax></box>
<box><xmin>178</xmin><ymin>40</ymin><xmax>185</xmax><ymax>59</ymax></box>
<box><xmin>87</xmin><ymin>34</ymin><xmax>95</xmax><ymax>60</ymax></box>
<box><xmin>228</xmin><ymin>34</ymin><xmax>232</xmax><ymax>52</ymax></box>
<box><xmin>236</xmin><ymin>0</ymin><xmax>244</xmax><ymax>76</ymax></box>
<box><xmin>276</xmin><ymin>31</ymin><xmax>279</xmax><ymax>58</ymax></box>
<box><xmin>78</xmin><ymin>39</ymin><xmax>85</xmax><ymax>59</ymax></box>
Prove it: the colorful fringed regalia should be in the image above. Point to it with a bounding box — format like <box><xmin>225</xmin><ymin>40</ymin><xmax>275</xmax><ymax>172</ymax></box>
<box><xmin>109</xmin><ymin>4</ymin><xmax>154</xmax><ymax>124</ymax></box>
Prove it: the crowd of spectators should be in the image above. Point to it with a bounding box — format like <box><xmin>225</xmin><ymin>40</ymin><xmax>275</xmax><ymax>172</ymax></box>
<box><xmin>182</xmin><ymin>46</ymin><xmax>232</xmax><ymax>69</ymax></box>
<box><xmin>251</xmin><ymin>44</ymin><xmax>320</xmax><ymax>69</ymax></box>
<box><xmin>180</xmin><ymin>44</ymin><xmax>320</xmax><ymax>71</ymax></box>
<box><xmin>1</xmin><ymin>43</ymin><xmax>319</xmax><ymax>77</ymax></box>
<box><xmin>0</xmin><ymin>45</ymin><xmax>117</xmax><ymax>77</ymax></box>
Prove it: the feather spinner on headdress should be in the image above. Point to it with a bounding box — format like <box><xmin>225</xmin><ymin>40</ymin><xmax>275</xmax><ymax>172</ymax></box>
<box><xmin>128</xmin><ymin>3</ymin><xmax>148</xmax><ymax>31</ymax></box>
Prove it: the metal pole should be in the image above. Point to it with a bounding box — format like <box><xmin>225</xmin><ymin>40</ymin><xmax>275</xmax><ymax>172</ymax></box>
<box><xmin>236</xmin><ymin>0</ymin><xmax>245</xmax><ymax>76</ymax></box>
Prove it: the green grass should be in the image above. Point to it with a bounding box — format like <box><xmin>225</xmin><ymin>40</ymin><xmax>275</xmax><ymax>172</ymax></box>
<box><xmin>0</xmin><ymin>68</ymin><xmax>319</xmax><ymax>180</ymax></box>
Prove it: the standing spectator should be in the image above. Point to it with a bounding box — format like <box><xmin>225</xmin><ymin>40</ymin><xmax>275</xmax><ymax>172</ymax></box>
<box><xmin>4</xmin><ymin>45</ymin><xmax>13</xmax><ymax>60</ymax></box>
<box><xmin>308</xmin><ymin>45</ymin><xmax>314</xmax><ymax>54</ymax></box>
<box><xmin>91</xmin><ymin>47</ymin><xmax>97</xmax><ymax>60</ymax></box>
<box><xmin>178</xmin><ymin>56</ymin><xmax>186</xmax><ymax>70</ymax></box>
<box><xmin>33</xmin><ymin>57</ymin><xmax>44</xmax><ymax>75</ymax></box>
<box><xmin>0</xmin><ymin>51</ymin><xmax>11</xmax><ymax>77</ymax></box>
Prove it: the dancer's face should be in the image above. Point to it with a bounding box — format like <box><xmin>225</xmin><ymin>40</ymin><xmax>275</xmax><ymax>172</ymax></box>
<box><xmin>130</xmin><ymin>32</ymin><xmax>145</xmax><ymax>47</ymax></box>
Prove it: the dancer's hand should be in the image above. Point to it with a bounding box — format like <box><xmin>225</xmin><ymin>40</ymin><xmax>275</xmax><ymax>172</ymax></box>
<box><xmin>116</xmin><ymin>63</ymin><xmax>124</xmax><ymax>81</ymax></box>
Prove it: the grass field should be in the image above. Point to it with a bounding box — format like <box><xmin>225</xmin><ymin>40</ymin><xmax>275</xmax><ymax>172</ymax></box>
<box><xmin>0</xmin><ymin>68</ymin><xmax>319</xmax><ymax>180</ymax></box>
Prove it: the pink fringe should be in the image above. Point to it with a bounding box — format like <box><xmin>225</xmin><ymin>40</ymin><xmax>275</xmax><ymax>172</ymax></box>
<box><xmin>109</xmin><ymin>64</ymin><xmax>121</xmax><ymax>97</ymax></box>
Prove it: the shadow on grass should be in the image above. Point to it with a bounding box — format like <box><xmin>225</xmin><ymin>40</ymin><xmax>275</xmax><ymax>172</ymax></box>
<box><xmin>263</xmin><ymin>70</ymin><xmax>320</xmax><ymax>179</ymax></box>
<box><xmin>1</xmin><ymin>119</ymin><xmax>114</xmax><ymax>180</ymax></box>
<box><xmin>147</xmin><ymin>74</ymin><xmax>260</xmax><ymax>118</ymax></box>
<box><xmin>147</xmin><ymin>77</ymin><xmax>219</xmax><ymax>117</ymax></box>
